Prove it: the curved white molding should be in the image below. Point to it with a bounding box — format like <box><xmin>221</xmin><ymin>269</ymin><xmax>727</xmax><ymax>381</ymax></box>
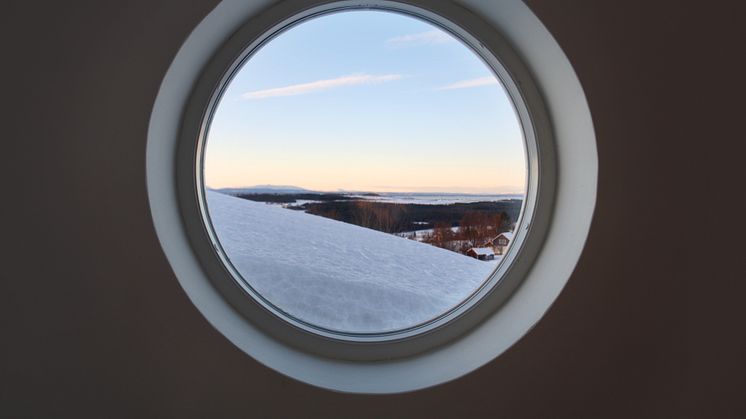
<box><xmin>147</xmin><ymin>0</ymin><xmax>596</xmax><ymax>393</ymax></box>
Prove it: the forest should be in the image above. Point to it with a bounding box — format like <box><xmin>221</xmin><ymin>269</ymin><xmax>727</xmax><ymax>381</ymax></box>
<box><xmin>300</xmin><ymin>199</ymin><xmax>520</xmax><ymax>234</ymax></box>
<box><xmin>230</xmin><ymin>192</ymin><xmax>522</xmax><ymax>256</ymax></box>
<box><xmin>299</xmin><ymin>199</ymin><xmax>520</xmax><ymax>253</ymax></box>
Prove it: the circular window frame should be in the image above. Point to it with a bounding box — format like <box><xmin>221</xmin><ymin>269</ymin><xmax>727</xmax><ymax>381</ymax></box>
<box><xmin>180</xmin><ymin>1</ymin><xmax>552</xmax><ymax>360</ymax></box>
<box><xmin>147</xmin><ymin>0</ymin><xmax>597</xmax><ymax>393</ymax></box>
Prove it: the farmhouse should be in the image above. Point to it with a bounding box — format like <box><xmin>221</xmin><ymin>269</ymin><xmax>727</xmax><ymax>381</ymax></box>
<box><xmin>466</xmin><ymin>247</ymin><xmax>495</xmax><ymax>261</ymax></box>
<box><xmin>489</xmin><ymin>232</ymin><xmax>514</xmax><ymax>255</ymax></box>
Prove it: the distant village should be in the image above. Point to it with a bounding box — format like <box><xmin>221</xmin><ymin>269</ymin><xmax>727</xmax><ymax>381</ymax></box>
<box><xmin>466</xmin><ymin>232</ymin><xmax>513</xmax><ymax>261</ymax></box>
<box><xmin>392</xmin><ymin>204</ymin><xmax>515</xmax><ymax>261</ymax></box>
<box><xmin>398</xmin><ymin>227</ymin><xmax>513</xmax><ymax>261</ymax></box>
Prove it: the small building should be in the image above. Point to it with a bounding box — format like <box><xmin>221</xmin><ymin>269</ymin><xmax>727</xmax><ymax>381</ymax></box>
<box><xmin>489</xmin><ymin>232</ymin><xmax>514</xmax><ymax>255</ymax></box>
<box><xmin>466</xmin><ymin>247</ymin><xmax>495</xmax><ymax>261</ymax></box>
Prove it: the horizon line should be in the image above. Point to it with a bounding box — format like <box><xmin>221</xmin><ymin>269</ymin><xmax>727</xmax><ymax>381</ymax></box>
<box><xmin>209</xmin><ymin>185</ymin><xmax>525</xmax><ymax>195</ymax></box>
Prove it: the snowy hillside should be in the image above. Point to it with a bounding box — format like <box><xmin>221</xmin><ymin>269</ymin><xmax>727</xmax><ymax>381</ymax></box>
<box><xmin>206</xmin><ymin>191</ymin><xmax>497</xmax><ymax>333</ymax></box>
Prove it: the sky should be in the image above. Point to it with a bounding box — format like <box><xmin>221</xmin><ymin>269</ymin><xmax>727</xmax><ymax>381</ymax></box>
<box><xmin>204</xmin><ymin>10</ymin><xmax>526</xmax><ymax>194</ymax></box>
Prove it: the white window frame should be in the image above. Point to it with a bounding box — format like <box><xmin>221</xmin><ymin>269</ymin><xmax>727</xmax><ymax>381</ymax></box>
<box><xmin>147</xmin><ymin>0</ymin><xmax>597</xmax><ymax>393</ymax></box>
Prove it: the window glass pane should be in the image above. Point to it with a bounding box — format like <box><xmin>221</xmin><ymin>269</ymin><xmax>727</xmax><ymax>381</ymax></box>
<box><xmin>203</xmin><ymin>10</ymin><xmax>526</xmax><ymax>334</ymax></box>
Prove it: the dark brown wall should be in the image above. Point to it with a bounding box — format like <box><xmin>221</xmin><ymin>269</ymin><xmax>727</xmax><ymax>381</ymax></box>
<box><xmin>2</xmin><ymin>1</ymin><xmax>744</xmax><ymax>418</ymax></box>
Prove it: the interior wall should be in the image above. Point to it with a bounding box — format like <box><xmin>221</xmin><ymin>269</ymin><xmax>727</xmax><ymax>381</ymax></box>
<box><xmin>2</xmin><ymin>1</ymin><xmax>743</xmax><ymax>417</ymax></box>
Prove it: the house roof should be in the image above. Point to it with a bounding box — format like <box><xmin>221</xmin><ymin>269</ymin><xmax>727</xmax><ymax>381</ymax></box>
<box><xmin>489</xmin><ymin>232</ymin><xmax>514</xmax><ymax>244</ymax></box>
<box><xmin>498</xmin><ymin>232</ymin><xmax>514</xmax><ymax>241</ymax></box>
<box><xmin>468</xmin><ymin>247</ymin><xmax>495</xmax><ymax>256</ymax></box>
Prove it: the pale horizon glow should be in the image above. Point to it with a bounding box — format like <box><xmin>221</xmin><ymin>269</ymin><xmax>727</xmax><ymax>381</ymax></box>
<box><xmin>212</xmin><ymin>183</ymin><xmax>527</xmax><ymax>195</ymax></box>
<box><xmin>243</xmin><ymin>73</ymin><xmax>403</xmax><ymax>99</ymax></box>
<box><xmin>205</xmin><ymin>11</ymin><xmax>526</xmax><ymax>195</ymax></box>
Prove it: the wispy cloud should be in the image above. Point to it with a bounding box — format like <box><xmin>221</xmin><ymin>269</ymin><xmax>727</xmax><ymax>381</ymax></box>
<box><xmin>437</xmin><ymin>76</ymin><xmax>499</xmax><ymax>90</ymax></box>
<box><xmin>385</xmin><ymin>30</ymin><xmax>453</xmax><ymax>47</ymax></box>
<box><xmin>242</xmin><ymin>73</ymin><xmax>403</xmax><ymax>99</ymax></box>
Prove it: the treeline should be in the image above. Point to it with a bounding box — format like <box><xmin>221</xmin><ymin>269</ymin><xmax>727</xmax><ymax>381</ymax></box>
<box><xmin>422</xmin><ymin>212</ymin><xmax>507</xmax><ymax>253</ymax></box>
<box><xmin>309</xmin><ymin>201</ymin><xmax>409</xmax><ymax>233</ymax></box>
<box><xmin>302</xmin><ymin>199</ymin><xmax>522</xmax><ymax>234</ymax></box>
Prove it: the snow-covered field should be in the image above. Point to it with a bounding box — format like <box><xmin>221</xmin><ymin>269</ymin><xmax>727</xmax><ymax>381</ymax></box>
<box><xmin>396</xmin><ymin>226</ymin><xmax>460</xmax><ymax>241</ymax></box>
<box><xmin>206</xmin><ymin>191</ymin><xmax>497</xmax><ymax>333</ymax></box>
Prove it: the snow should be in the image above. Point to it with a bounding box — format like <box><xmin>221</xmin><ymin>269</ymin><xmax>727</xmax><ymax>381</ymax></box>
<box><xmin>206</xmin><ymin>191</ymin><xmax>497</xmax><ymax>333</ymax></box>
<box><xmin>285</xmin><ymin>199</ymin><xmax>322</xmax><ymax>206</ymax></box>
<box><xmin>498</xmin><ymin>232</ymin><xmax>514</xmax><ymax>241</ymax></box>
<box><xmin>396</xmin><ymin>227</ymin><xmax>461</xmax><ymax>242</ymax></box>
<box><xmin>216</xmin><ymin>185</ymin><xmax>313</xmax><ymax>195</ymax></box>
<box><xmin>468</xmin><ymin>247</ymin><xmax>495</xmax><ymax>256</ymax></box>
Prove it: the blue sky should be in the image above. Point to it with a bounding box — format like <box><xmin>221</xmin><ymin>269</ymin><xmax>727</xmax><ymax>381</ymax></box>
<box><xmin>204</xmin><ymin>10</ymin><xmax>526</xmax><ymax>193</ymax></box>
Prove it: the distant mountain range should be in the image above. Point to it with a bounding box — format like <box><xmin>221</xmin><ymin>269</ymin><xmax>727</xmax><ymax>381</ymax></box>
<box><xmin>216</xmin><ymin>185</ymin><xmax>314</xmax><ymax>195</ymax></box>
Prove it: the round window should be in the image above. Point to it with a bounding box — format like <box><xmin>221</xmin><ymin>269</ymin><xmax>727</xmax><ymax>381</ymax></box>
<box><xmin>201</xmin><ymin>10</ymin><xmax>529</xmax><ymax>336</ymax></box>
<box><xmin>148</xmin><ymin>0</ymin><xmax>597</xmax><ymax>393</ymax></box>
